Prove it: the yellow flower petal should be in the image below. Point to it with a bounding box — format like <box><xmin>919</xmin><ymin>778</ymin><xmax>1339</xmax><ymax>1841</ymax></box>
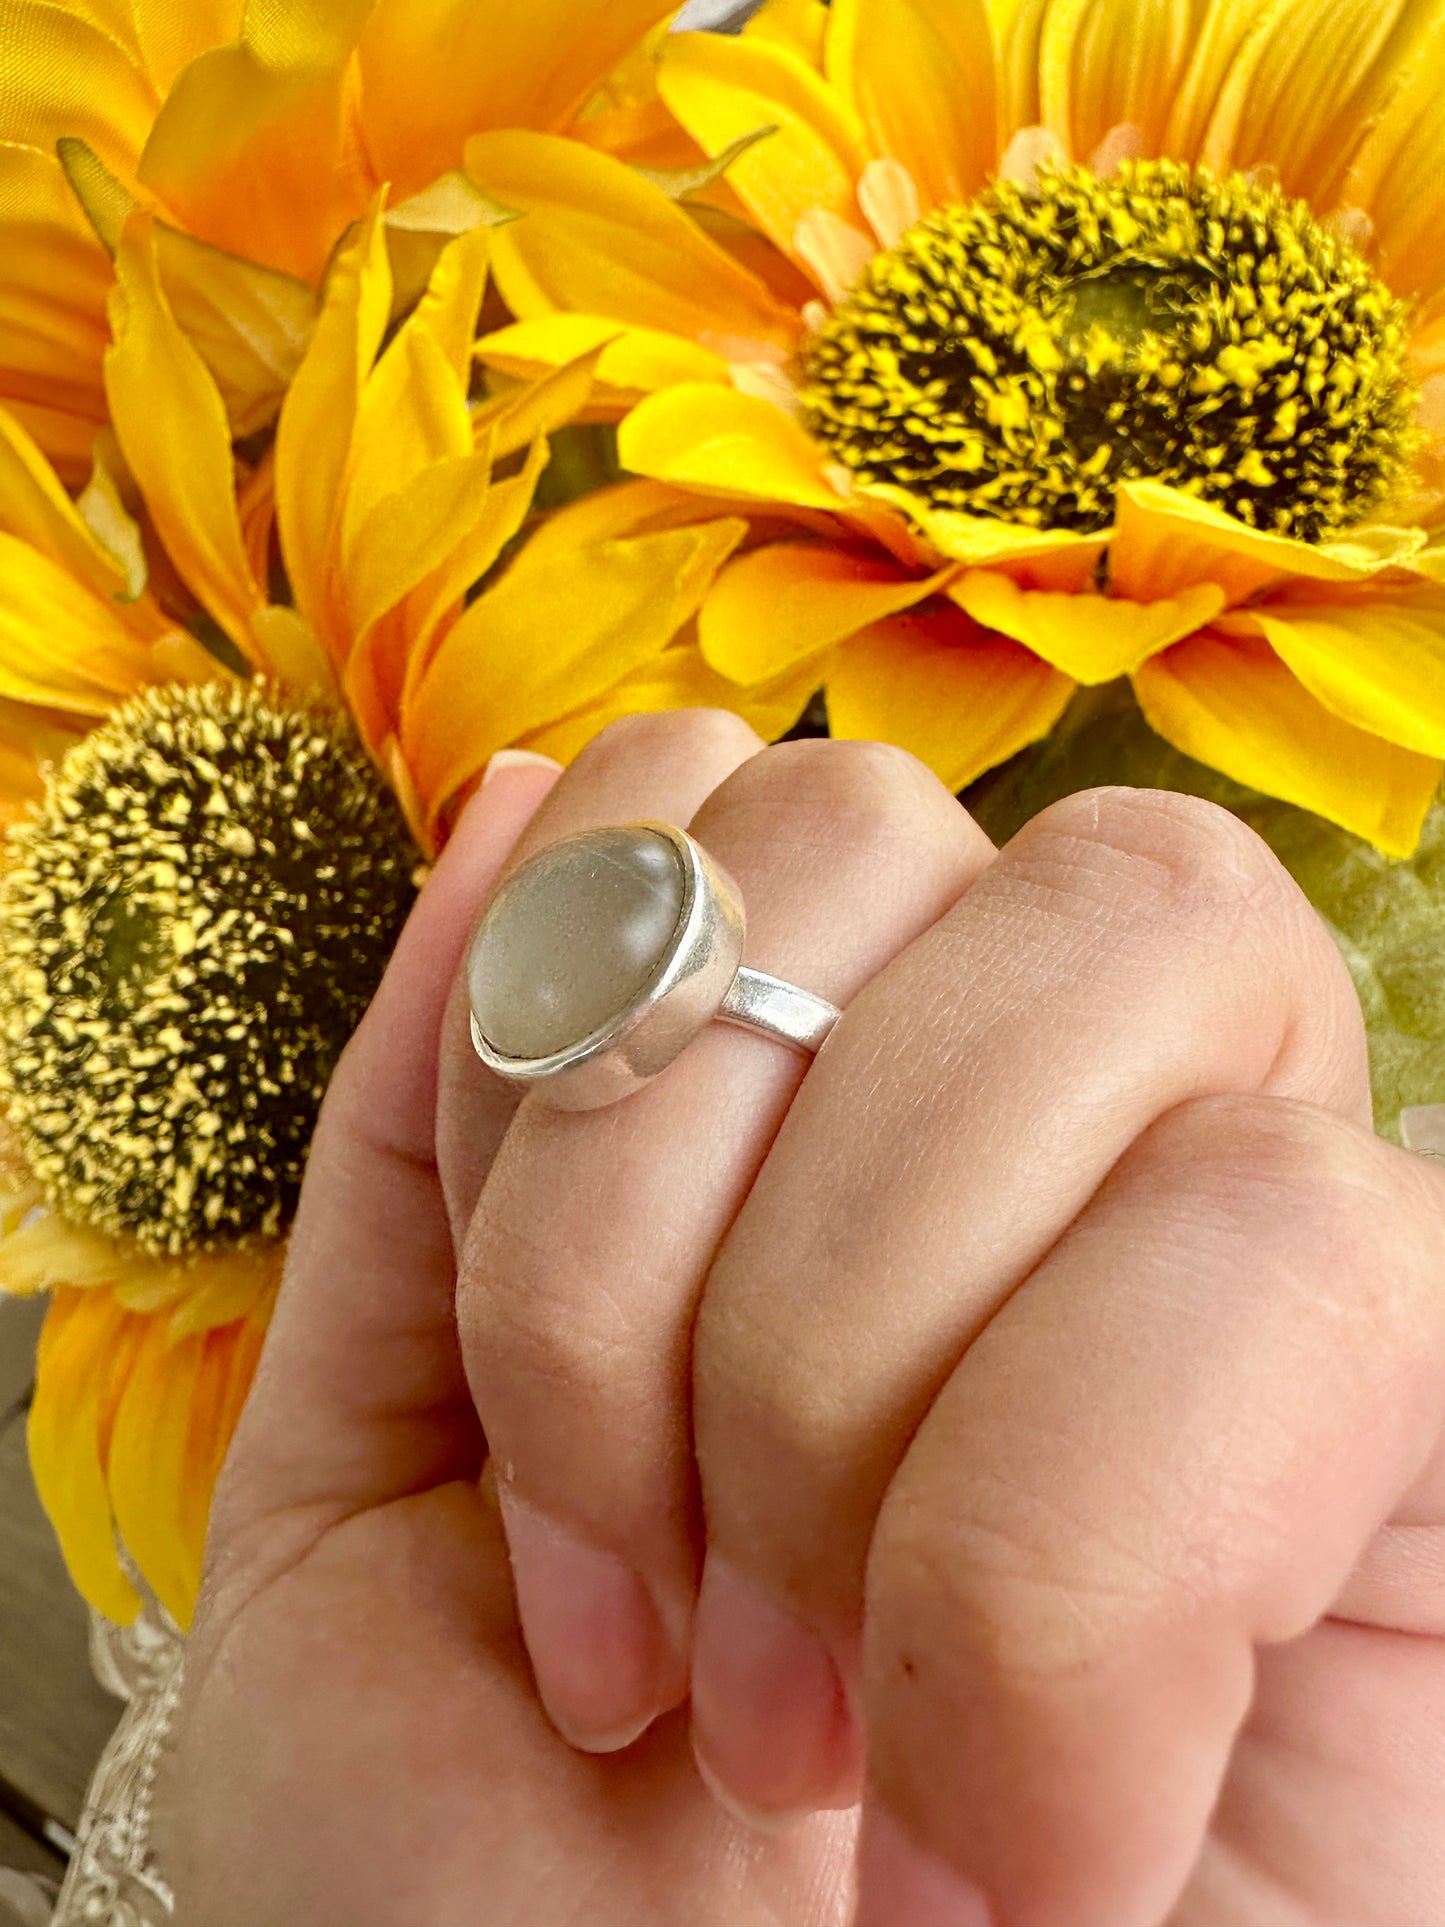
<box><xmin>1109</xmin><ymin>479</ymin><xmax>1424</xmax><ymax>605</ymax></box>
<box><xmin>829</xmin><ymin>602</ymin><xmax>1074</xmax><ymax>791</ymax></box>
<box><xmin>398</xmin><ymin>437</ymin><xmax>552</xmax><ymax>698</ymax></box>
<box><xmin>406</xmin><ymin>518</ymin><xmax>748</xmax><ymax>826</ymax></box>
<box><xmin>0</xmin><ymin>693</ymin><xmax>84</xmax><ymax>827</ymax></box>
<box><xmin>515</xmin><ymin>476</ymin><xmax>741</xmax><ymax>560</ymax></box>
<box><xmin>342</xmin><ymin>445</ymin><xmax>506</xmax><ymax>661</ymax></box>
<box><xmin>273</xmin><ymin>200</ymin><xmax>392</xmax><ymax>655</ymax></box>
<box><xmin>619</xmin><ymin>383</ymin><xmax>844</xmax><ymax>509</ymax></box>
<box><xmin>28</xmin><ymin>1289</ymin><xmax>142</xmax><ymax>1623</ymax></box>
<box><xmin>107</xmin><ymin>1314</ymin><xmax>208</xmax><ymax>1626</ymax></box>
<box><xmin>0</xmin><ymin>402</ymin><xmax>136</xmax><ymax>604</ymax></box>
<box><xmin>825</xmin><ymin>0</ymin><xmax>999</xmax><ymax>208</ymax></box>
<box><xmin>471</xmin><ymin>351</ymin><xmax>606</xmax><ymax>463</ymax></box>
<box><xmin>746</xmin><ymin>0</ymin><xmax>830</xmax><ymax>66</ymax></box>
<box><xmin>247</xmin><ymin>604</ymin><xmax>337</xmax><ymax>692</ymax></box>
<box><xmin>105</xmin><ymin>211</ymin><xmax>266</xmax><ymax>652</ymax></box>
<box><xmin>136</xmin><ymin>2</ymin><xmax>375</xmax><ymax>284</ymax></box>
<box><xmin>1342</xmin><ymin>6</ymin><xmax>1445</xmax><ymax>319</ymax></box>
<box><xmin>466</xmin><ymin>130</ymin><xmax>800</xmax><ymax>363</ymax></box>
<box><xmin>520</xmin><ymin>636</ymin><xmax>819</xmax><ymax>765</ymax></box>
<box><xmin>147</xmin><ymin>219</ymin><xmax>318</xmax><ymax>441</ymax></box>
<box><xmin>658</xmin><ymin>29</ymin><xmax>865</xmax><ymax>261</ymax></box>
<box><xmin>0</xmin><ymin>2</ymin><xmax>158</xmax><ymax>177</ymax></box>
<box><xmin>701</xmin><ymin>539</ymin><xmax>952</xmax><ymax>681</ymax></box>
<box><xmin>952</xmin><ymin>570</ymin><xmax>1226</xmax><ymax>682</ymax></box>
<box><xmin>341</xmin><ymin>331</ymin><xmax>471</xmax><ymax>566</ymax></box>
<box><xmin>358</xmin><ymin>0</ymin><xmax>679</xmax><ymax>196</ymax></box>
<box><xmin>75</xmin><ymin>437</ymin><xmax>148</xmax><ymax>601</ymax></box>
<box><xmin>1133</xmin><ymin>629</ymin><xmax>1442</xmax><ymax>856</ymax></box>
<box><xmin>123</xmin><ymin>0</ymin><xmax>246</xmax><ymax>95</ymax></box>
<box><xmin>0</xmin><ymin>143</ymin><xmax>112</xmax><ymax>482</ymax></box>
<box><xmin>858</xmin><ymin>484</ymin><xmax>1107</xmax><ymax>578</ymax></box>
<box><xmin>477</xmin><ymin>314</ymin><xmax>729</xmax><ymax>399</ymax></box>
<box><xmin>0</xmin><ymin>532</ymin><xmax>175</xmax><ymax>713</ymax></box>
<box><xmin>1194</xmin><ymin>0</ymin><xmax>1443</xmax><ymax>215</ymax></box>
<box><xmin>1237</xmin><ymin>582</ymin><xmax>1445</xmax><ymax>758</ymax></box>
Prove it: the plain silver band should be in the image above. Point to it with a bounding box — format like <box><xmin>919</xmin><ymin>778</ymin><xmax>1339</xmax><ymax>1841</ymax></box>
<box><xmin>718</xmin><ymin>966</ymin><xmax>839</xmax><ymax>1054</ymax></box>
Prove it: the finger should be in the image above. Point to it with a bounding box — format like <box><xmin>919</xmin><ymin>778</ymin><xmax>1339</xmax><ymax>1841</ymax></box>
<box><xmin>436</xmin><ymin>711</ymin><xmax>763</xmax><ymax>1254</ymax></box>
<box><xmin>852</xmin><ymin>1096</ymin><xmax>1445</xmax><ymax>1927</ymax></box>
<box><xmin>691</xmin><ymin>788</ymin><xmax>1371</xmax><ymax>1820</ymax></box>
<box><xmin>208</xmin><ymin>753</ymin><xmax>559</xmax><ymax>1583</ymax></box>
<box><xmin>457</xmin><ymin>725</ymin><xmax>992</xmax><ymax>1753</ymax></box>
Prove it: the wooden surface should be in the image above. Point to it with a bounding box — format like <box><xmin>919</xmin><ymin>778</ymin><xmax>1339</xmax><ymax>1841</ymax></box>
<box><xmin>0</xmin><ymin>1294</ymin><xmax>120</xmax><ymax>1875</ymax></box>
<box><xmin>0</xmin><ymin>1806</ymin><xmax>64</xmax><ymax>1882</ymax></box>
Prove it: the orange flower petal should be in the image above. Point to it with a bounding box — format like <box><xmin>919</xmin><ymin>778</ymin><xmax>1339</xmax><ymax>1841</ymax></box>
<box><xmin>952</xmin><ymin>569</ymin><xmax>1226</xmax><ymax>682</ymax></box>
<box><xmin>358</xmin><ymin>0</ymin><xmax>678</xmax><ymax>193</ymax></box>
<box><xmin>1133</xmin><ymin>628</ymin><xmax>1442</xmax><ymax>856</ymax></box>
<box><xmin>701</xmin><ymin>539</ymin><xmax>951</xmax><ymax>681</ymax></box>
<box><xmin>829</xmin><ymin>601</ymin><xmax>1074</xmax><ymax>791</ymax></box>
<box><xmin>619</xmin><ymin>383</ymin><xmax>844</xmax><ymax>510</ymax></box>
<box><xmin>466</xmin><ymin>130</ymin><xmax>800</xmax><ymax>363</ymax></box>
<box><xmin>825</xmin><ymin>0</ymin><xmax>999</xmax><ymax>207</ymax></box>
<box><xmin>28</xmin><ymin>1289</ymin><xmax>142</xmax><ymax>1623</ymax></box>
<box><xmin>1109</xmin><ymin>479</ymin><xmax>1423</xmax><ymax>605</ymax></box>
<box><xmin>136</xmin><ymin>3</ymin><xmax>375</xmax><ymax>284</ymax></box>
<box><xmin>105</xmin><ymin>211</ymin><xmax>266</xmax><ymax>653</ymax></box>
<box><xmin>658</xmin><ymin>29</ymin><xmax>865</xmax><ymax>261</ymax></box>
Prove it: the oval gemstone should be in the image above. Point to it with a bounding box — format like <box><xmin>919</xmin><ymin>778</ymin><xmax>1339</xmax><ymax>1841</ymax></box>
<box><xmin>467</xmin><ymin>826</ymin><xmax>685</xmax><ymax>1060</ymax></box>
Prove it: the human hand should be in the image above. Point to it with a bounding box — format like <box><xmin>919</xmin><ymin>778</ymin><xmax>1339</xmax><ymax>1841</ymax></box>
<box><xmin>162</xmin><ymin>713</ymin><xmax>1445</xmax><ymax>1927</ymax></box>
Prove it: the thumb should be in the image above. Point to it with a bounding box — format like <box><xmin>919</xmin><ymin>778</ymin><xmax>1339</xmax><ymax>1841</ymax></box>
<box><xmin>209</xmin><ymin>753</ymin><xmax>560</xmax><ymax>1551</ymax></box>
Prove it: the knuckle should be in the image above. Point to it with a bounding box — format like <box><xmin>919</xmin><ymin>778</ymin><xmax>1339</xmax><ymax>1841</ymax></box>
<box><xmin>1118</xmin><ymin>1093</ymin><xmax>1433</xmax><ymax>1332</ymax></box>
<box><xmin>710</xmin><ymin>735</ymin><xmax>954</xmax><ymax>856</ymax></box>
<box><xmin>572</xmin><ymin>705</ymin><xmax>760</xmax><ymax>773</ymax></box>
<box><xmin>1008</xmin><ymin>786</ymin><xmax>1296</xmax><ymax>946</ymax></box>
<box><xmin>870</xmin><ymin>1478</ymin><xmax>1163</xmax><ymax>1696</ymax></box>
<box><xmin>1126</xmin><ymin>1092</ymin><xmax>1377</xmax><ymax>1224</ymax></box>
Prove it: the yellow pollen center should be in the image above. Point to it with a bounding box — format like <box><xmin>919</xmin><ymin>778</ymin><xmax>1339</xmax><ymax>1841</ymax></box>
<box><xmin>799</xmin><ymin>159</ymin><xmax>1418</xmax><ymax>539</ymax></box>
<box><xmin>0</xmin><ymin>681</ymin><xmax>417</xmax><ymax>1255</ymax></box>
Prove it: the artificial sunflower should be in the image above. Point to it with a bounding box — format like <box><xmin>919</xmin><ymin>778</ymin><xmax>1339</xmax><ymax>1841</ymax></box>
<box><xmin>0</xmin><ymin>0</ymin><xmax>698</xmax><ymax>481</ymax></box>
<box><xmin>470</xmin><ymin>0</ymin><xmax>1445</xmax><ymax>856</ymax></box>
<box><xmin>0</xmin><ymin>208</ymin><xmax>789</xmax><ymax>1628</ymax></box>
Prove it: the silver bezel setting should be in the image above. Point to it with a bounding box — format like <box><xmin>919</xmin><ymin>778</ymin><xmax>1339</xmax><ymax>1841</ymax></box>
<box><xmin>467</xmin><ymin>821</ymin><xmax>745</xmax><ymax>1110</ymax></box>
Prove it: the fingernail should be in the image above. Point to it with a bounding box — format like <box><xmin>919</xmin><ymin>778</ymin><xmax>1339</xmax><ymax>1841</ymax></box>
<box><xmin>480</xmin><ymin>747</ymin><xmax>563</xmax><ymax>785</ymax></box>
<box><xmin>497</xmin><ymin>1486</ymin><xmax>684</xmax><ymax>1753</ymax></box>
<box><xmin>852</xmin><ymin>1807</ymin><xmax>993</xmax><ymax>1927</ymax></box>
<box><xmin>690</xmin><ymin>1554</ymin><xmax>861</xmax><ymax>1824</ymax></box>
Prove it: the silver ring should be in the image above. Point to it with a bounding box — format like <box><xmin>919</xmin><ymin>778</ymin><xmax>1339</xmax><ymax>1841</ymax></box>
<box><xmin>465</xmin><ymin>821</ymin><xmax>841</xmax><ymax>1109</ymax></box>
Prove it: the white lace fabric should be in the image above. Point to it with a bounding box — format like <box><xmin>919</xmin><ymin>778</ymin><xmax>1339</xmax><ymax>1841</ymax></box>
<box><xmin>0</xmin><ymin>1592</ymin><xmax>184</xmax><ymax>1927</ymax></box>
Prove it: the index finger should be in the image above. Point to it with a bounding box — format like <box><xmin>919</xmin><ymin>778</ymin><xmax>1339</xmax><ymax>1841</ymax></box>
<box><xmin>210</xmin><ymin>756</ymin><xmax>559</xmax><ymax>1563</ymax></box>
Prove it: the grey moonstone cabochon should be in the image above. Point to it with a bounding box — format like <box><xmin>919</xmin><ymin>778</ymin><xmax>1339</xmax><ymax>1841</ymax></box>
<box><xmin>467</xmin><ymin>827</ymin><xmax>686</xmax><ymax>1060</ymax></box>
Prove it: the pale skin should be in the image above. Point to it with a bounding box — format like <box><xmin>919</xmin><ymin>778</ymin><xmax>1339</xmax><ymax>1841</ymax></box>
<box><xmin>160</xmin><ymin>712</ymin><xmax>1445</xmax><ymax>1927</ymax></box>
